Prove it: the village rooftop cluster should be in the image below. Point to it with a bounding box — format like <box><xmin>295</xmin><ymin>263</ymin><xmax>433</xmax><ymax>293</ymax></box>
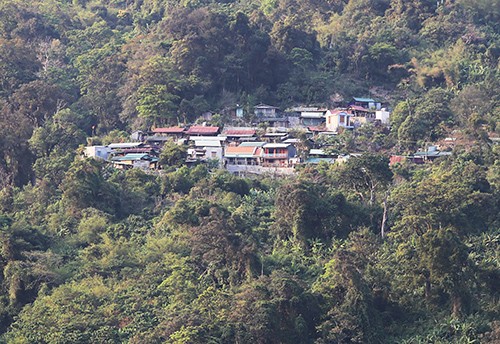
<box><xmin>84</xmin><ymin>97</ymin><xmax>450</xmax><ymax>174</ymax></box>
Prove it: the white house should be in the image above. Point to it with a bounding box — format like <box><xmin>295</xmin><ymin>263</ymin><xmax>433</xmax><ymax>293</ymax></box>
<box><xmin>325</xmin><ymin>110</ymin><xmax>353</xmax><ymax>132</ymax></box>
<box><xmin>84</xmin><ymin>146</ymin><xmax>111</xmax><ymax>160</ymax></box>
<box><xmin>190</xmin><ymin>136</ymin><xmax>226</xmax><ymax>167</ymax></box>
<box><xmin>376</xmin><ymin>108</ymin><xmax>390</xmax><ymax>125</ymax></box>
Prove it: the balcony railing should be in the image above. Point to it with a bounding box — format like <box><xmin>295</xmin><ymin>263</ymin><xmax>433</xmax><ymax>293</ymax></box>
<box><xmin>262</xmin><ymin>153</ymin><xmax>288</xmax><ymax>159</ymax></box>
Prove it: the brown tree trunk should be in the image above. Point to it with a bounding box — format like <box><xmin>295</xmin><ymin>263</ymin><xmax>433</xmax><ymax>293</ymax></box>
<box><xmin>424</xmin><ymin>273</ymin><xmax>431</xmax><ymax>302</ymax></box>
<box><xmin>451</xmin><ymin>293</ymin><xmax>462</xmax><ymax>318</ymax></box>
<box><xmin>380</xmin><ymin>192</ymin><xmax>388</xmax><ymax>238</ymax></box>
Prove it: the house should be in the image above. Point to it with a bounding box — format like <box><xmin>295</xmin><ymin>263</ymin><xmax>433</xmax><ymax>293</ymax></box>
<box><xmin>84</xmin><ymin>146</ymin><xmax>111</xmax><ymax>160</ymax></box>
<box><xmin>262</xmin><ymin>132</ymin><xmax>288</xmax><ymax>143</ymax></box>
<box><xmin>145</xmin><ymin>135</ymin><xmax>174</xmax><ymax>148</ymax></box>
<box><xmin>108</xmin><ymin>142</ymin><xmax>145</xmax><ymax>157</ymax></box>
<box><xmin>119</xmin><ymin>147</ymin><xmax>158</xmax><ymax>156</ymax></box>
<box><xmin>349</xmin><ymin>97</ymin><xmax>380</xmax><ymax>110</ymax></box>
<box><xmin>130</xmin><ymin>130</ymin><xmax>146</xmax><ymax>142</ymax></box>
<box><xmin>239</xmin><ymin>141</ymin><xmax>267</xmax><ymax>147</ymax></box>
<box><xmin>235</xmin><ymin>105</ymin><xmax>244</xmax><ymax>118</ymax></box>
<box><xmin>190</xmin><ymin>136</ymin><xmax>226</xmax><ymax>166</ymax></box>
<box><xmin>107</xmin><ymin>142</ymin><xmax>159</xmax><ymax>159</ymax></box>
<box><xmin>201</xmin><ymin>111</ymin><xmax>214</xmax><ymax>121</ymax></box>
<box><xmin>305</xmin><ymin>148</ymin><xmax>336</xmax><ymax>164</ymax></box>
<box><xmin>325</xmin><ymin>109</ymin><xmax>353</xmax><ymax>132</ymax></box>
<box><xmin>186</xmin><ymin>125</ymin><xmax>220</xmax><ymax>136</ymax></box>
<box><xmin>108</xmin><ymin>142</ymin><xmax>144</xmax><ymax>151</ymax></box>
<box><xmin>307</xmin><ymin>126</ymin><xmax>326</xmax><ymax>136</ymax></box>
<box><xmin>190</xmin><ymin>136</ymin><xmax>227</xmax><ymax>145</ymax></box>
<box><xmin>145</xmin><ymin>127</ymin><xmax>185</xmax><ymax>148</ymax></box>
<box><xmin>152</xmin><ymin>126</ymin><xmax>185</xmax><ymax>138</ymax></box>
<box><xmin>347</xmin><ymin>105</ymin><xmax>376</xmax><ymax>126</ymax></box>
<box><xmin>375</xmin><ymin>108</ymin><xmax>390</xmax><ymax>125</ymax></box>
<box><xmin>254</xmin><ymin>104</ymin><xmax>280</xmax><ymax>118</ymax></box>
<box><xmin>292</xmin><ymin>107</ymin><xmax>327</xmax><ymax>126</ymax></box>
<box><xmin>409</xmin><ymin>146</ymin><xmax>452</xmax><ymax>164</ymax></box>
<box><xmin>261</xmin><ymin>143</ymin><xmax>297</xmax><ymax>167</ymax></box>
<box><xmin>257</xmin><ymin>117</ymin><xmax>290</xmax><ymax>128</ymax></box>
<box><xmin>222</xmin><ymin>128</ymin><xmax>257</xmax><ymax>143</ymax></box>
<box><xmin>110</xmin><ymin>153</ymin><xmax>158</xmax><ymax>170</ymax></box>
<box><xmin>224</xmin><ymin>145</ymin><xmax>263</xmax><ymax>167</ymax></box>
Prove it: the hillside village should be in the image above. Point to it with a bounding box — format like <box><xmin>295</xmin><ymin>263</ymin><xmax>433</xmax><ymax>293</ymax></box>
<box><xmin>84</xmin><ymin>97</ymin><xmax>453</xmax><ymax>174</ymax></box>
<box><xmin>0</xmin><ymin>0</ymin><xmax>498</xmax><ymax>342</ymax></box>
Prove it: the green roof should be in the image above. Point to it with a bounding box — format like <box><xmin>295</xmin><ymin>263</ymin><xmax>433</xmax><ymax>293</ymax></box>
<box><xmin>353</xmin><ymin>97</ymin><xmax>375</xmax><ymax>102</ymax></box>
<box><xmin>305</xmin><ymin>157</ymin><xmax>335</xmax><ymax>164</ymax></box>
<box><xmin>112</xmin><ymin>153</ymin><xmax>149</xmax><ymax>161</ymax></box>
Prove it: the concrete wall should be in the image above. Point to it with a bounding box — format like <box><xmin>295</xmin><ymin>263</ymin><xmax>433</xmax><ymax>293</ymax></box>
<box><xmin>226</xmin><ymin>165</ymin><xmax>295</xmax><ymax>176</ymax></box>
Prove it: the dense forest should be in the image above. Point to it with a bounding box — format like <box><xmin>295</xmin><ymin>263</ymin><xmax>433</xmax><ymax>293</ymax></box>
<box><xmin>0</xmin><ymin>0</ymin><xmax>499</xmax><ymax>342</ymax></box>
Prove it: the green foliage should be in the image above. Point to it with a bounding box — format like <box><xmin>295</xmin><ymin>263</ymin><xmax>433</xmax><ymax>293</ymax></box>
<box><xmin>0</xmin><ymin>0</ymin><xmax>498</xmax><ymax>342</ymax></box>
<box><xmin>159</xmin><ymin>141</ymin><xmax>187</xmax><ymax>169</ymax></box>
<box><xmin>60</xmin><ymin>159</ymin><xmax>120</xmax><ymax>216</ymax></box>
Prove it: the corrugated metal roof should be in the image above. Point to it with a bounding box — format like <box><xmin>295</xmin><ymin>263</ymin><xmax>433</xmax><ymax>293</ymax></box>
<box><xmin>349</xmin><ymin>105</ymin><xmax>371</xmax><ymax>112</ymax></box>
<box><xmin>193</xmin><ymin>141</ymin><xmax>222</xmax><ymax>147</ymax></box>
<box><xmin>300</xmin><ymin>113</ymin><xmax>325</xmax><ymax>118</ymax></box>
<box><xmin>224</xmin><ymin>129</ymin><xmax>256</xmax><ymax>136</ymax></box>
<box><xmin>254</xmin><ymin>104</ymin><xmax>279</xmax><ymax>109</ymax></box>
<box><xmin>413</xmin><ymin>151</ymin><xmax>452</xmax><ymax>157</ymax></box>
<box><xmin>327</xmin><ymin>110</ymin><xmax>350</xmax><ymax>116</ymax></box>
<box><xmin>112</xmin><ymin>153</ymin><xmax>149</xmax><ymax>161</ymax></box>
<box><xmin>353</xmin><ymin>97</ymin><xmax>375</xmax><ymax>102</ymax></box>
<box><xmin>291</xmin><ymin>107</ymin><xmax>323</xmax><ymax>112</ymax></box>
<box><xmin>309</xmin><ymin>149</ymin><xmax>326</xmax><ymax>155</ymax></box>
<box><xmin>240</xmin><ymin>142</ymin><xmax>266</xmax><ymax>147</ymax></box>
<box><xmin>186</xmin><ymin>126</ymin><xmax>220</xmax><ymax>135</ymax></box>
<box><xmin>121</xmin><ymin>148</ymin><xmax>155</xmax><ymax>153</ymax></box>
<box><xmin>153</xmin><ymin>127</ymin><xmax>185</xmax><ymax>133</ymax></box>
<box><xmin>226</xmin><ymin>146</ymin><xmax>256</xmax><ymax>155</ymax></box>
<box><xmin>308</xmin><ymin>126</ymin><xmax>326</xmax><ymax>132</ymax></box>
<box><xmin>305</xmin><ymin>157</ymin><xmax>335</xmax><ymax>164</ymax></box>
<box><xmin>189</xmin><ymin>136</ymin><xmax>226</xmax><ymax>141</ymax></box>
<box><xmin>263</xmin><ymin>132</ymin><xmax>287</xmax><ymax>137</ymax></box>
<box><xmin>263</xmin><ymin>143</ymin><xmax>290</xmax><ymax>148</ymax></box>
<box><xmin>108</xmin><ymin>142</ymin><xmax>143</xmax><ymax>149</ymax></box>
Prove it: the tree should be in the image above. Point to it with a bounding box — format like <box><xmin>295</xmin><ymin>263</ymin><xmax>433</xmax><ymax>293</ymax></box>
<box><xmin>136</xmin><ymin>84</ymin><xmax>180</xmax><ymax>127</ymax></box>
<box><xmin>60</xmin><ymin>159</ymin><xmax>120</xmax><ymax>216</ymax></box>
<box><xmin>275</xmin><ymin>180</ymin><xmax>348</xmax><ymax>243</ymax></box>
<box><xmin>159</xmin><ymin>141</ymin><xmax>187</xmax><ymax>170</ymax></box>
<box><xmin>339</xmin><ymin>153</ymin><xmax>392</xmax><ymax>206</ymax></box>
<box><xmin>313</xmin><ymin>246</ymin><xmax>382</xmax><ymax>343</ymax></box>
<box><xmin>417</xmin><ymin>227</ymin><xmax>471</xmax><ymax>317</ymax></box>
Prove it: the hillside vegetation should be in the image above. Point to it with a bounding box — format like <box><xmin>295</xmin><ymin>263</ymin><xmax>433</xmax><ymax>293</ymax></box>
<box><xmin>0</xmin><ymin>0</ymin><xmax>498</xmax><ymax>342</ymax></box>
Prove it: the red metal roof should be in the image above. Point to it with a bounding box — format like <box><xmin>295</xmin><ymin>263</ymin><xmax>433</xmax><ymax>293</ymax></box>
<box><xmin>349</xmin><ymin>105</ymin><xmax>371</xmax><ymax>112</ymax></box>
<box><xmin>153</xmin><ymin>127</ymin><xmax>185</xmax><ymax>134</ymax></box>
<box><xmin>186</xmin><ymin>126</ymin><xmax>220</xmax><ymax>135</ymax></box>
<box><xmin>224</xmin><ymin>129</ymin><xmax>256</xmax><ymax>136</ymax></box>
<box><xmin>390</xmin><ymin>155</ymin><xmax>406</xmax><ymax>165</ymax></box>
<box><xmin>328</xmin><ymin>109</ymin><xmax>347</xmax><ymax>115</ymax></box>
<box><xmin>308</xmin><ymin>126</ymin><xmax>325</xmax><ymax>132</ymax></box>
<box><xmin>225</xmin><ymin>146</ymin><xmax>257</xmax><ymax>155</ymax></box>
